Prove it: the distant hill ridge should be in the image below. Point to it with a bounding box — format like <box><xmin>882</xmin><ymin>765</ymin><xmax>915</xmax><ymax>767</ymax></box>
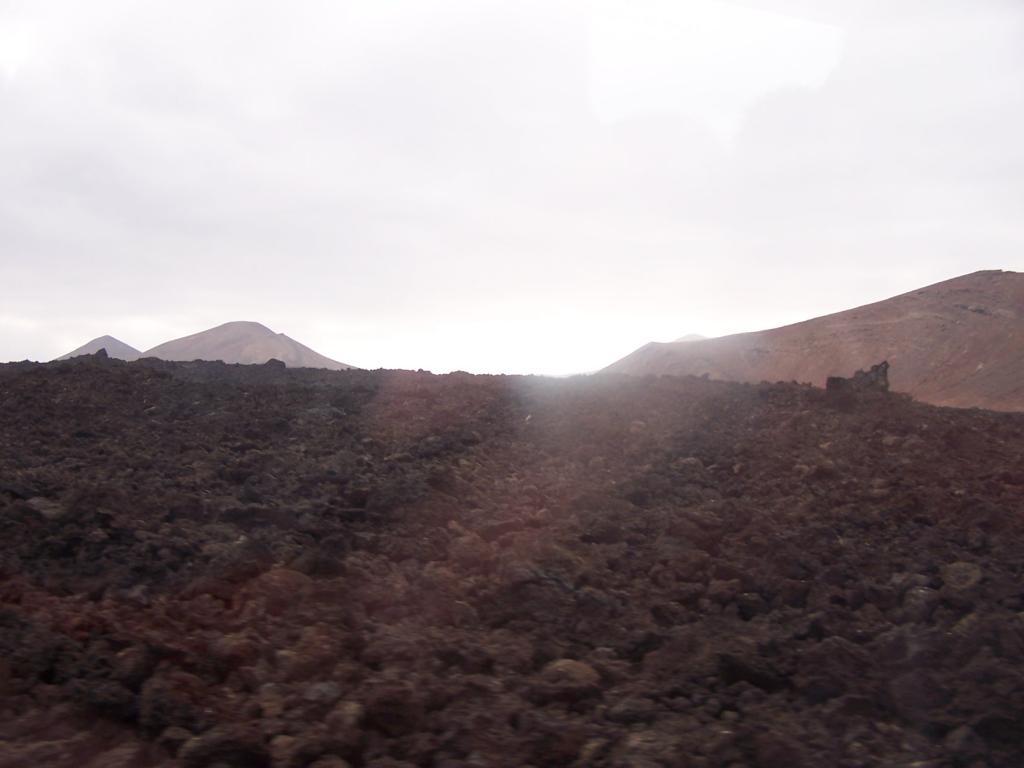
<box><xmin>603</xmin><ymin>270</ymin><xmax>1024</xmax><ymax>411</ymax></box>
<box><xmin>58</xmin><ymin>321</ymin><xmax>354</xmax><ymax>370</ymax></box>
<box><xmin>58</xmin><ymin>335</ymin><xmax>141</xmax><ymax>362</ymax></box>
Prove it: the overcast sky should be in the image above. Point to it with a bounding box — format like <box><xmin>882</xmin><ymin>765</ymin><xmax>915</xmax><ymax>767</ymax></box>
<box><xmin>2</xmin><ymin>0</ymin><xmax>1022</xmax><ymax>373</ymax></box>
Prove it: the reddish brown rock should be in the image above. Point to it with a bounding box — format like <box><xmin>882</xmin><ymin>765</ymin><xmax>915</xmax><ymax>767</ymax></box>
<box><xmin>1</xmin><ymin>358</ymin><xmax>1023</xmax><ymax>767</ymax></box>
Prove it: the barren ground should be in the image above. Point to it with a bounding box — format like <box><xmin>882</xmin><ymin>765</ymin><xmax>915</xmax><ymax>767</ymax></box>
<box><xmin>1</xmin><ymin>355</ymin><xmax>1023</xmax><ymax>767</ymax></box>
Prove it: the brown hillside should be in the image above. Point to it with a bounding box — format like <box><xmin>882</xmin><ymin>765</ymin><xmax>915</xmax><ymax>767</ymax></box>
<box><xmin>57</xmin><ymin>335</ymin><xmax>141</xmax><ymax>362</ymax></box>
<box><xmin>143</xmin><ymin>320</ymin><xmax>354</xmax><ymax>370</ymax></box>
<box><xmin>603</xmin><ymin>270</ymin><xmax>1024</xmax><ymax>411</ymax></box>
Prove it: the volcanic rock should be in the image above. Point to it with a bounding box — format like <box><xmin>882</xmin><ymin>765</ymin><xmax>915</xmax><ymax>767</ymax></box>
<box><xmin>0</xmin><ymin>359</ymin><xmax>1023</xmax><ymax>766</ymax></box>
<box><xmin>177</xmin><ymin>723</ymin><xmax>270</xmax><ymax>768</ymax></box>
<box><xmin>24</xmin><ymin>496</ymin><xmax>66</xmax><ymax>520</ymax></box>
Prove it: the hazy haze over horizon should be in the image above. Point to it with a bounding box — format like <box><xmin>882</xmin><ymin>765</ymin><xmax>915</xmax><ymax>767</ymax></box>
<box><xmin>2</xmin><ymin>0</ymin><xmax>1022</xmax><ymax>374</ymax></box>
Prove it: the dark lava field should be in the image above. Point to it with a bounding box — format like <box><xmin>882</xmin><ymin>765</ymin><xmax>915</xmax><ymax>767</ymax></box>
<box><xmin>1</xmin><ymin>354</ymin><xmax>1023</xmax><ymax>768</ymax></box>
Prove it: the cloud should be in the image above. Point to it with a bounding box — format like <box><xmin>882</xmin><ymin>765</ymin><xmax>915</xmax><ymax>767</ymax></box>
<box><xmin>587</xmin><ymin>0</ymin><xmax>845</xmax><ymax>140</ymax></box>
<box><xmin>1</xmin><ymin>0</ymin><xmax>1022</xmax><ymax>372</ymax></box>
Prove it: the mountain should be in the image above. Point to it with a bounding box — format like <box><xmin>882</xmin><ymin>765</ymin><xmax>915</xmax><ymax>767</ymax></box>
<box><xmin>142</xmin><ymin>321</ymin><xmax>354</xmax><ymax>370</ymax></box>
<box><xmin>603</xmin><ymin>270</ymin><xmax>1024</xmax><ymax>411</ymax></box>
<box><xmin>57</xmin><ymin>335</ymin><xmax>141</xmax><ymax>361</ymax></box>
<box><xmin>674</xmin><ymin>334</ymin><xmax>707</xmax><ymax>343</ymax></box>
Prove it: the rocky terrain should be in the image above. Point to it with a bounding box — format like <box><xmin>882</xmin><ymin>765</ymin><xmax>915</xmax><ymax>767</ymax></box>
<box><xmin>1</xmin><ymin>354</ymin><xmax>1023</xmax><ymax>767</ymax></box>
<box><xmin>605</xmin><ymin>270</ymin><xmax>1024</xmax><ymax>412</ymax></box>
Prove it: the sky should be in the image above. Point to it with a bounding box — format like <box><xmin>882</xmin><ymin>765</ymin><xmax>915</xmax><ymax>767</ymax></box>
<box><xmin>1</xmin><ymin>0</ymin><xmax>1022</xmax><ymax>374</ymax></box>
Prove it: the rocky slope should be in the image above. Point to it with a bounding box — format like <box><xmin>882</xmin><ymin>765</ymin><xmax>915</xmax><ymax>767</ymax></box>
<box><xmin>604</xmin><ymin>270</ymin><xmax>1024</xmax><ymax>411</ymax></box>
<box><xmin>142</xmin><ymin>322</ymin><xmax>354</xmax><ymax>370</ymax></box>
<box><xmin>57</xmin><ymin>335</ymin><xmax>141</xmax><ymax>362</ymax></box>
<box><xmin>1</xmin><ymin>356</ymin><xmax>1023</xmax><ymax>766</ymax></box>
